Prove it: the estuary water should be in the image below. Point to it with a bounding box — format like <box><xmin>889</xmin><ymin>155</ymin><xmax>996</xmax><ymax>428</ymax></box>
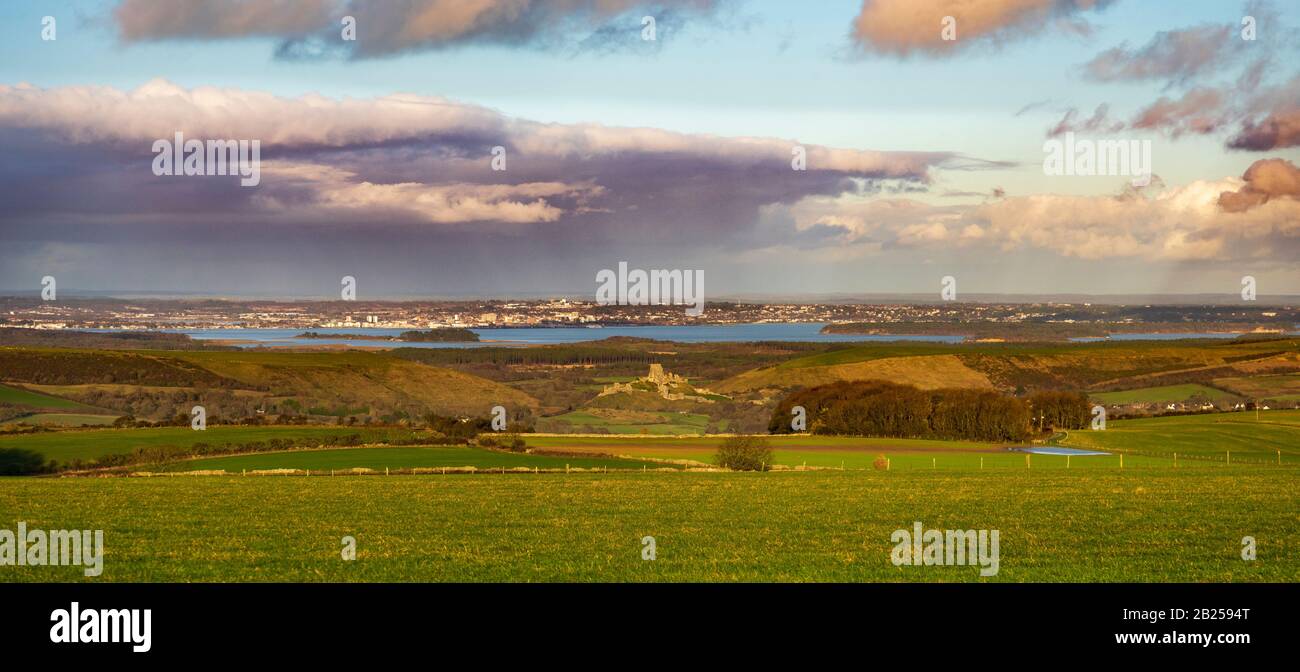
<box><xmin>178</xmin><ymin>323</ymin><xmax>965</xmax><ymax>348</ymax></box>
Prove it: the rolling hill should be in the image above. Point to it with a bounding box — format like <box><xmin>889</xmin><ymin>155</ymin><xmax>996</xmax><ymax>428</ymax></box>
<box><xmin>0</xmin><ymin>347</ymin><xmax>538</xmax><ymax>421</ymax></box>
<box><xmin>714</xmin><ymin>338</ymin><xmax>1300</xmax><ymax>396</ymax></box>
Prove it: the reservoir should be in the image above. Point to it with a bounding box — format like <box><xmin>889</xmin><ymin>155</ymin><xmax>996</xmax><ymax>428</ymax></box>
<box><xmin>1011</xmin><ymin>446</ymin><xmax>1111</xmax><ymax>456</ymax></box>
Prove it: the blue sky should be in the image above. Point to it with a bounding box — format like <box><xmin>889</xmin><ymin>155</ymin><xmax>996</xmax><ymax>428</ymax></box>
<box><xmin>0</xmin><ymin>1</ymin><xmax>1296</xmax><ymax>297</ymax></box>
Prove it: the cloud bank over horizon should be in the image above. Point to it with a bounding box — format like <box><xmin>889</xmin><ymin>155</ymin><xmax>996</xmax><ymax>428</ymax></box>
<box><xmin>1</xmin><ymin>1</ymin><xmax>1297</xmax><ymax>296</ymax></box>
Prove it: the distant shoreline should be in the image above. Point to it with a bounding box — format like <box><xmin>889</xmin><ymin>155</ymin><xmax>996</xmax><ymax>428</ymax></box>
<box><xmin>294</xmin><ymin>328</ymin><xmax>480</xmax><ymax>343</ymax></box>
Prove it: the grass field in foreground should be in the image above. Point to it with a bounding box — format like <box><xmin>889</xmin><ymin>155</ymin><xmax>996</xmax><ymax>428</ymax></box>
<box><xmin>1060</xmin><ymin>410</ymin><xmax>1300</xmax><ymax>464</ymax></box>
<box><xmin>160</xmin><ymin>446</ymin><xmax>656</xmax><ymax>472</ymax></box>
<box><xmin>1</xmin><ymin>470</ymin><xmax>1296</xmax><ymax>582</ymax></box>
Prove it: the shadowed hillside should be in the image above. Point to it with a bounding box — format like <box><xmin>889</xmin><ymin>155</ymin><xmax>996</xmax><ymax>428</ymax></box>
<box><xmin>0</xmin><ymin>347</ymin><xmax>537</xmax><ymax>422</ymax></box>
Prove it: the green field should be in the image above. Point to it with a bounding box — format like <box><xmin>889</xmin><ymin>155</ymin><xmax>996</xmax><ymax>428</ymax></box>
<box><xmin>0</xmin><ymin>425</ymin><xmax>413</xmax><ymax>465</ymax></box>
<box><xmin>10</xmin><ymin>413</ymin><xmax>118</xmax><ymax>427</ymax></box>
<box><xmin>1092</xmin><ymin>383</ymin><xmax>1238</xmax><ymax>404</ymax></box>
<box><xmin>160</xmin><ymin>445</ymin><xmax>657</xmax><ymax>472</ymax></box>
<box><xmin>1060</xmin><ymin>410</ymin><xmax>1300</xmax><ymax>464</ymax></box>
<box><xmin>1</xmin><ymin>469</ymin><xmax>1295</xmax><ymax>582</ymax></box>
<box><xmin>530</xmin><ymin>434</ymin><xmax>993</xmax><ymax>463</ymax></box>
<box><xmin>0</xmin><ymin>383</ymin><xmax>94</xmax><ymax>410</ymax></box>
<box><xmin>547</xmin><ymin>409</ymin><xmax>711</xmax><ymax>435</ymax></box>
<box><xmin>150</xmin><ymin>435</ymin><xmax>1182</xmax><ymax>471</ymax></box>
<box><xmin>527</xmin><ymin>434</ymin><xmax>1203</xmax><ymax>469</ymax></box>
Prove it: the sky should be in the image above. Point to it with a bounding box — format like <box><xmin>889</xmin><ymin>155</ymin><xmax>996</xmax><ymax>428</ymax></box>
<box><xmin>0</xmin><ymin>0</ymin><xmax>1296</xmax><ymax>299</ymax></box>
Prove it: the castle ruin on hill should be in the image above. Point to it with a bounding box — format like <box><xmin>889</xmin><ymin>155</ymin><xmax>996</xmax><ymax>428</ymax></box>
<box><xmin>598</xmin><ymin>363</ymin><xmax>728</xmax><ymax>403</ymax></box>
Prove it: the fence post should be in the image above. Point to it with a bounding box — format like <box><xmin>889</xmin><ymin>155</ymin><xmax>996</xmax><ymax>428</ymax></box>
<box><xmin>1067</xmin><ymin>455</ymin><xmax>1070</xmax><ymax>469</ymax></box>
<box><xmin>566</xmin><ymin>463</ymin><xmax>569</xmax><ymax>474</ymax></box>
<box><xmin>385</xmin><ymin>467</ymin><xmax>389</xmax><ymax>476</ymax></box>
<box><xmin>1227</xmin><ymin>451</ymin><xmax>1231</xmax><ymax>465</ymax></box>
<box><xmin>1119</xmin><ymin>454</ymin><xmax>1123</xmax><ymax>469</ymax></box>
<box><xmin>1173</xmin><ymin>452</ymin><xmax>1177</xmax><ymax>468</ymax></box>
<box><xmin>980</xmin><ymin>457</ymin><xmax>983</xmax><ymax>470</ymax></box>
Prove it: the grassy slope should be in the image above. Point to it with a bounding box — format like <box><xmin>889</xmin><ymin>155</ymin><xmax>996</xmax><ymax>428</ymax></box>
<box><xmin>716</xmin><ymin>339</ymin><xmax>1300</xmax><ymax>394</ymax></box>
<box><xmin>168</xmin><ymin>350</ymin><xmax>539</xmax><ymax>416</ymax></box>
<box><xmin>2</xmin><ymin>469</ymin><xmax>1295</xmax><ymax>581</ymax></box>
<box><xmin>1060</xmin><ymin>410</ymin><xmax>1300</xmax><ymax>463</ymax></box>
<box><xmin>1092</xmin><ymin>383</ymin><xmax>1238</xmax><ymax>404</ymax></box>
<box><xmin>12</xmin><ymin>413</ymin><xmax>118</xmax><ymax>426</ymax></box>
<box><xmin>1214</xmin><ymin>373</ymin><xmax>1300</xmax><ymax>400</ymax></box>
<box><xmin>547</xmin><ymin>409</ymin><xmax>711</xmax><ymax>435</ymax></box>
<box><xmin>716</xmin><ymin>353</ymin><xmax>992</xmax><ymax>393</ymax></box>
<box><xmin>0</xmin><ymin>383</ymin><xmax>96</xmax><ymax>410</ymax></box>
<box><xmin>3</xmin><ymin>347</ymin><xmax>539</xmax><ymax>418</ymax></box>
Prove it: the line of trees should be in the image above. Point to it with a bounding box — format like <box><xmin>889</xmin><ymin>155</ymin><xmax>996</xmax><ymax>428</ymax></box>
<box><xmin>1027</xmin><ymin>390</ymin><xmax>1091</xmax><ymax>431</ymax></box>
<box><xmin>770</xmin><ymin>381</ymin><xmax>1091</xmax><ymax>442</ymax></box>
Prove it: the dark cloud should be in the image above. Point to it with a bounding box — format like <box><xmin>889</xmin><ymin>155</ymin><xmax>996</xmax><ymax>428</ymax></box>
<box><xmin>0</xmin><ymin>80</ymin><xmax>977</xmax><ymax>293</ymax></box>
<box><xmin>1228</xmin><ymin>110</ymin><xmax>1300</xmax><ymax>150</ymax></box>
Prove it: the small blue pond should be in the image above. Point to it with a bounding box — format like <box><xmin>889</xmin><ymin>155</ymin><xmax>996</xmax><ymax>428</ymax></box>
<box><xmin>1010</xmin><ymin>446</ymin><xmax>1111</xmax><ymax>456</ymax></box>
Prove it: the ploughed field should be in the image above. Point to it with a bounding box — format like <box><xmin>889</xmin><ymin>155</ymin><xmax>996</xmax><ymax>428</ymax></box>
<box><xmin>1</xmin><ymin>469</ymin><xmax>1295</xmax><ymax>582</ymax></box>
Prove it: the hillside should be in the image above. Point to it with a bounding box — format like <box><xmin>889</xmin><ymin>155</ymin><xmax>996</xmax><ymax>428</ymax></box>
<box><xmin>0</xmin><ymin>347</ymin><xmax>538</xmax><ymax>422</ymax></box>
<box><xmin>715</xmin><ymin>338</ymin><xmax>1300</xmax><ymax>395</ymax></box>
<box><xmin>715</xmin><ymin>353</ymin><xmax>993</xmax><ymax>394</ymax></box>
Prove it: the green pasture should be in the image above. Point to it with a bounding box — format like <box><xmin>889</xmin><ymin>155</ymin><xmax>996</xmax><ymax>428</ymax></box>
<box><xmin>2</xmin><ymin>469</ymin><xmax>1295</xmax><ymax>582</ymax></box>
<box><xmin>1092</xmin><ymin>384</ymin><xmax>1238</xmax><ymax>404</ymax></box>
<box><xmin>1060</xmin><ymin>410</ymin><xmax>1300</xmax><ymax>464</ymax></box>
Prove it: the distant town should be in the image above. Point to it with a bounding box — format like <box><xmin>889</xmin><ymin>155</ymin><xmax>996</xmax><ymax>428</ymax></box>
<box><xmin>0</xmin><ymin>296</ymin><xmax>1295</xmax><ymax>333</ymax></box>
